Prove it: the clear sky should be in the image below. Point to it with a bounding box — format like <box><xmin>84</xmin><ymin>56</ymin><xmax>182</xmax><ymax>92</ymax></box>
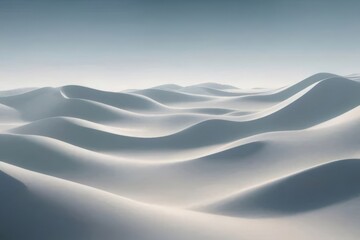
<box><xmin>1</xmin><ymin>0</ymin><xmax>359</xmax><ymax>90</ymax></box>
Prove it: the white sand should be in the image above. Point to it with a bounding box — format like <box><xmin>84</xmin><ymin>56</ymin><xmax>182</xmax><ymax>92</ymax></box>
<box><xmin>1</xmin><ymin>73</ymin><xmax>360</xmax><ymax>240</ymax></box>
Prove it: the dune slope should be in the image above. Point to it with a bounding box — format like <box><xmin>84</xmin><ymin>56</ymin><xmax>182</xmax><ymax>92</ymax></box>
<box><xmin>1</xmin><ymin>73</ymin><xmax>360</xmax><ymax>240</ymax></box>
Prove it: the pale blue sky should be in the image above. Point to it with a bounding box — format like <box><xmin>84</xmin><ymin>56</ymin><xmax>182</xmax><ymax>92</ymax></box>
<box><xmin>0</xmin><ymin>0</ymin><xmax>359</xmax><ymax>90</ymax></box>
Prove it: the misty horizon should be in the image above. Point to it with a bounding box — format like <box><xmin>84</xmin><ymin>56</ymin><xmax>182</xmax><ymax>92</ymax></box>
<box><xmin>1</xmin><ymin>0</ymin><xmax>359</xmax><ymax>89</ymax></box>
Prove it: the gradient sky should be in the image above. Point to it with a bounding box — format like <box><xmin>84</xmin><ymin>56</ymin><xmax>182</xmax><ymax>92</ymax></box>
<box><xmin>1</xmin><ymin>0</ymin><xmax>359</xmax><ymax>90</ymax></box>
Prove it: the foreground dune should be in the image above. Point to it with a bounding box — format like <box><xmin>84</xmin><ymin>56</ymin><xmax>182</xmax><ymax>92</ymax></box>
<box><xmin>199</xmin><ymin>159</ymin><xmax>360</xmax><ymax>217</ymax></box>
<box><xmin>1</xmin><ymin>73</ymin><xmax>360</xmax><ymax>239</ymax></box>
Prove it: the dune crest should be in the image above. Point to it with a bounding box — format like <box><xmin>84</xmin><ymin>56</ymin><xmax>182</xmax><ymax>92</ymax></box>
<box><xmin>1</xmin><ymin>73</ymin><xmax>360</xmax><ymax>240</ymax></box>
<box><xmin>198</xmin><ymin>159</ymin><xmax>360</xmax><ymax>217</ymax></box>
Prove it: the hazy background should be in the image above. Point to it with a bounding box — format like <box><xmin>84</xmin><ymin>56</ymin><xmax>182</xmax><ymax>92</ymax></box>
<box><xmin>1</xmin><ymin>0</ymin><xmax>359</xmax><ymax>90</ymax></box>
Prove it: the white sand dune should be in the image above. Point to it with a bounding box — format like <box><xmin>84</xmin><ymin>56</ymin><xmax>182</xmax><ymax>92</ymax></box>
<box><xmin>1</xmin><ymin>73</ymin><xmax>360</xmax><ymax>239</ymax></box>
<box><xmin>198</xmin><ymin>159</ymin><xmax>360</xmax><ymax>217</ymax></box>
<box><xmin>239</xmin><ymin>72</ymin><xmax>339</xmax><ymax>102</ymax></box>
<box><xmin>132</xmin><ymin>88</ymin><xmax>213</xmax><ymax>104</ymax></box>
<box><xmin>10</xmin><ymin>77</ymin><xmax>359</xmax><ymax>152</ymax></box>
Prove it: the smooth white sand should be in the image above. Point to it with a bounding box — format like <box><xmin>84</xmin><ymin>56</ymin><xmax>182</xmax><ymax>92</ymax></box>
<box><xmin>1</xmin><ymin>73</ymin><xmax>360</xmax><ymax>240</ymax></box>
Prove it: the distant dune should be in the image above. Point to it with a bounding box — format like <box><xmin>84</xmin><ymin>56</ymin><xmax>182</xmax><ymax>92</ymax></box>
<box><xmin>1</xmin><ymin>73</ymin><xmax>360</xmax><ymax>240</ymax></box>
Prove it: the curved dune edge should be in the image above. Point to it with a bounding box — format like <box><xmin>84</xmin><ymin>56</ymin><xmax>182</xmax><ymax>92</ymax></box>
<box><xmin>1</xmin><ymin>105</ymin><xmax>359</xmax><ymax>207</ymax></box>
<box><xmin>196</xmin><ymin>159</ymin><xmax>360</xmax><ymax>217</ymax></box>
<box><xmin>8</xmin><ymin>76</ymin><xmax>360</xmax><ymax>154</ymax></box>
<box><xmin>1</xmin><ymin>73</ymin><xmax>360</xmax><ymax>240</ymax></box>
<box><xmin>2</xmin><ymin>162</ymin><xmax>360</xmax><ymax>240</ymax></box>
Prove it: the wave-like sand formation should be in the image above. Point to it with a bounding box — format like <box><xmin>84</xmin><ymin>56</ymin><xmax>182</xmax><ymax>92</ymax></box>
<box><xmin>1</xmin><ymin>73</ymin><xmax>360</xmax><ymax>240</ymax></box>
<box><xmin>199</xmin><ymin>159</ymin><xmax>360</xmax><ymax>217</ymax></box>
